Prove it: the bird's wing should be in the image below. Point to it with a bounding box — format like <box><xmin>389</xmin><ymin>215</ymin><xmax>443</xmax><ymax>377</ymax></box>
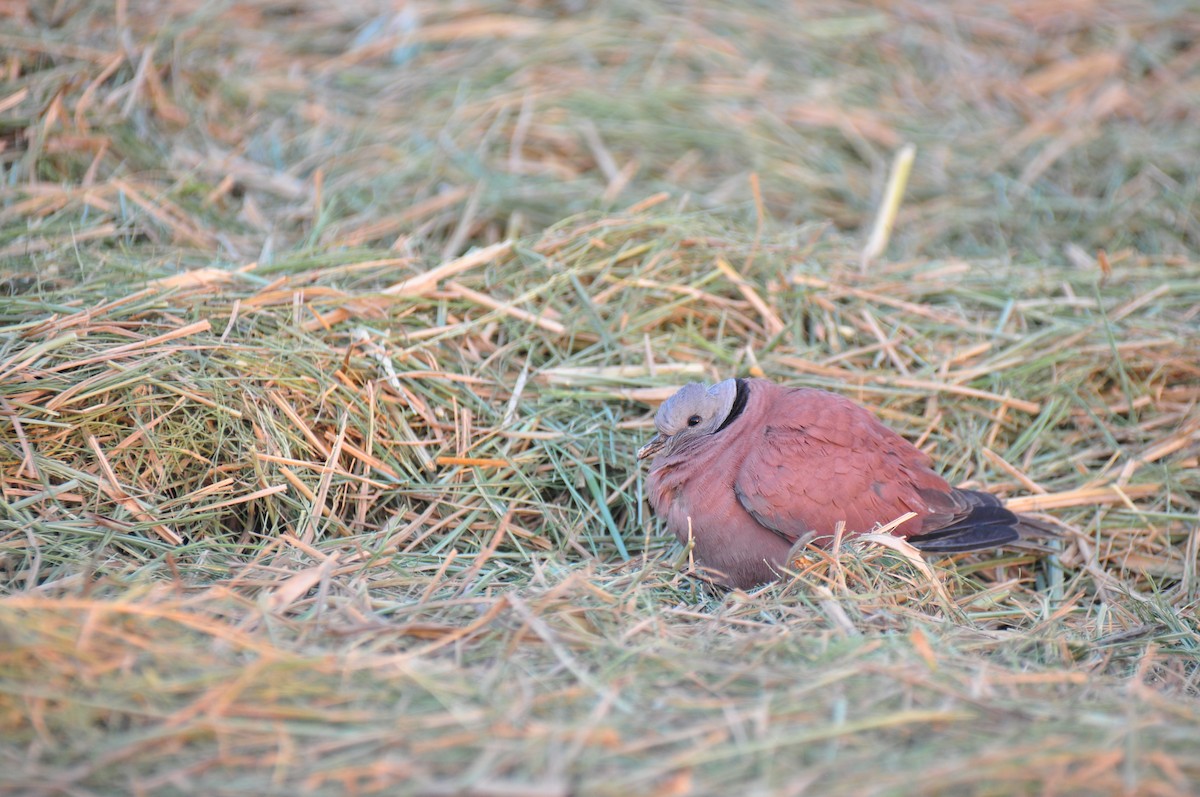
<box><xmin>732</xmin><ymin>389</ymin><xmax>1013</xmax><ymax>546</ymax></box>
<box><xmin>903</xmin><ymin>488</ymin><xmax>1021</xmax><ymax>551</ymax></box>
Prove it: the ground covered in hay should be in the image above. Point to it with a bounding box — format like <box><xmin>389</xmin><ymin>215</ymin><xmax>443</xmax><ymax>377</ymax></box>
<box><xmin>2</xmin><ymin>2</ymin><xmax>1199</xmax><ymax>795</ymax></box>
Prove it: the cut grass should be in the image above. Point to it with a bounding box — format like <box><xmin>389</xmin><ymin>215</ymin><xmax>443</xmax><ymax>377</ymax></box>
<box><xmin>2</xmin><ymin>1</ymin><xmax>1199</xmax><ymax>795</ymax></box>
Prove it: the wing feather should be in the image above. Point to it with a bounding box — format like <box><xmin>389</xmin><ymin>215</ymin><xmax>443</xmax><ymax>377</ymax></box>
<box><xmin>732</xmin><ymin>388</ymin><xmax>948</xmax><ymax>542</ymax></box>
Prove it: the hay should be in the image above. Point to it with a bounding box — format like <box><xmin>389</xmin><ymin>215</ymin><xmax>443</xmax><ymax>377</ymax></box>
<box><xmin>2</xmin><ymin>1</ymin><xmax>1199</xmax><ymax>794</ymax></box>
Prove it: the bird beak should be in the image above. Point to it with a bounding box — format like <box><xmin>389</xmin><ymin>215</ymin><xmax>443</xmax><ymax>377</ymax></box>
<box><xmin>637</xmin><ymin>434</ymin><xmax>666</xmax><ymax>461</ymax></box>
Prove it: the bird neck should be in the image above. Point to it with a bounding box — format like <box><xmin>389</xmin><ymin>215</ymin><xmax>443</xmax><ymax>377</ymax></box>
<box><xmin>714</xmin><ymin>378</ymin><xmax>749</xmax><ymax>433</ymax></box>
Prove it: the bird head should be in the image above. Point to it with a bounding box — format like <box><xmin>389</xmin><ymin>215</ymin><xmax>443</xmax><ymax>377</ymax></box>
<box><xmin>637</xmin><ymin>379</ymin><xmax>739</xmax><ymax>461</ymax></box>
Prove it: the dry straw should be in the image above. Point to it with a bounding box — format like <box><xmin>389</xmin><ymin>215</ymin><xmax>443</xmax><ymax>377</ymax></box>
<box><xmin>1</xmin><ymin>1</ymin><xmax>1198</xmax><ymax>794</ymax></box>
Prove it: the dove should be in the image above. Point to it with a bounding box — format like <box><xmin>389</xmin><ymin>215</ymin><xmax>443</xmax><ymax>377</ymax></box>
<box><xmin>638</xmin><ymin>378</ymin><xmax>1053</xmax><ymax>589</ymax></box>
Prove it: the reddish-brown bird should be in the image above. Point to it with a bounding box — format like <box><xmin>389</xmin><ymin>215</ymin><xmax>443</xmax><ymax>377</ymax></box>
<box><xmin>638</xmin><ymin>378</ymin><xmax>1052</xmax><ymax>589</ymax></box>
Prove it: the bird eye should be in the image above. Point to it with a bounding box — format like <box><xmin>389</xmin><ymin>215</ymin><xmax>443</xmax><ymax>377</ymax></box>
<box><xmin>686</xmin><ymin>415</ymin><xmax>702</xmax><ymax>427</ymax></box>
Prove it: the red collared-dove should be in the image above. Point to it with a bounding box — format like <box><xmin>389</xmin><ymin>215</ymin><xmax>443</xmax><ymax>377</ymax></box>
<box><xmin>638</xmin><ymin>378</ymin><xmax>1054</xmax><ymax>589</ymax></box>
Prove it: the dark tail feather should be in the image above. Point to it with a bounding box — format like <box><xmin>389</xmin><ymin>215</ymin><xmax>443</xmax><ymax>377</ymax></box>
<box><xmin>1011</xmin><ymin>515</ymin><xmax>1062</xmax><ymax>551</ymax></box>
<box><xmin>907</xmin><ymin>488</ymin><xmax>1060</xmax><ymax>554</ymax></box>
<box><xmin>907</xmin><ymin>524</ymin><xmax>1019</xmax><ymax>553</ymax></box>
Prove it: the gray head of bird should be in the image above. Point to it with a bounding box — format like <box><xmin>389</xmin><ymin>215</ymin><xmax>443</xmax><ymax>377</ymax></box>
<box><xmin>636</xmin><ymin>379</ymin><xmax>739</xmax><ymax>461</ymax></box>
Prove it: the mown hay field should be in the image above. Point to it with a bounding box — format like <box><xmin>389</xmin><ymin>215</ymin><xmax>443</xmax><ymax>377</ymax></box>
<box><xmin>1</xmin><ymin>2</ymin><xmax>1198</xmax><ymax>795</ymax></box>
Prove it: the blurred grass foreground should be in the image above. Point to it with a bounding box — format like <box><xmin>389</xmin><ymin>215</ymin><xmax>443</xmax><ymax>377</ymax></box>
<box><xmin>1</xmin><ymin>2</ymin><xmax>1199</xmax><ymax>795</ymax></box>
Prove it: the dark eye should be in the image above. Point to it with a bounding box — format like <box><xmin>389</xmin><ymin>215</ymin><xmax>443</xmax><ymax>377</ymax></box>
<box><xmin>686</xmin><ymin>415</ymin><xmax>702</xmax><ymax>427</ymax></box>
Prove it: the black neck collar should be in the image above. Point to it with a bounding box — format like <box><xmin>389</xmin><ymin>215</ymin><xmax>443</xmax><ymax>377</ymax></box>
<box><xmin>714</xmin><ymin>378</ymin><xmax>749</xmax><ymax>433</ymax></box>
